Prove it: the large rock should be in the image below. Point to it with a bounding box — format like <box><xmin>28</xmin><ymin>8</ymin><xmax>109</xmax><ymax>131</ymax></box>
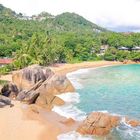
<box><xmin>36</xmin><ymin>94</ymin><xmax>65</xmax><ymax>110</ymax></box>
<box><xmin>16</xmin><ymin>74</ymin><xmax>73</xmax><ymax>108</ymax></box>
<box><xmin>12</xmin><ymin>65</ymin><xmax>74</xmax><ymax>109</ymax></box>
<box><xmin>16</xmin><ymin>90</ymin><xmax>39</xmax><ymax>104</ymax></box>
<box><xmin>12</xmin><ymin>65</ymin><xmax>54</xmax><ymax>91</ymax></box>
<box><xmin>36</xmin><ymin>74</ymin><xmax>75</xmax><ymax>96</ymax></box>
<box><xmin>1</xmin><ymin>83</ymin><xmax>18</xmax><ymax>99</ymax></box>
<box><xmin>35</xmin><ymin>74</ymin><xmax>75</xmax><ymax>109</ymax></box>
<box><xmin>0</xmin><ymin>95</ymin><xmax>11</xmax><ymax>107</ymax></box>
<box><xmin>77</xmin><ymin>112</ymin><xmax>120</xmax><ymax>136</ymax></box>
<box><xmin>77</xmin><ymin>112</ymin><xmax>140</xmax><ymax>137</ymax></box>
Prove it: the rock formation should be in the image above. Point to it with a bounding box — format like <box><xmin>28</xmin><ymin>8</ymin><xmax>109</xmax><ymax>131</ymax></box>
<box><xmin>35</xmin><ymin>74</ymin><xmax>75</xmax><ymax>109</ymax></box>
<box><xmin>77</xmin><ymin>112</ymin><xmax>120</xmax><ymax>136</ymax></box>
<box><xmin>126</xmin><ymin>119</ymin><xmax>140</xmax><ymax>127</ymax></box>
<box><xmin>1</xmin><ymin>83</ymin><xmax>18</xmax><ymax>99</ymax></box>
<box><xmin>0</xmin><ymin>95</ymin><xmax>12</xmax><ymax>107</ymax></box>
<box><xmin>11</xmin><ymin>65</ymin><xmax>74</xmax><ymax>109</ymax></box>
<box><xmin>77</xmin><ymin>112</ymin><xmax>140</xmax><ymax>137</ymax></box>
<box><xmin>12</xmin><ymin>65</ymin><xmax>54</xmax><ymax>90</ymax></box>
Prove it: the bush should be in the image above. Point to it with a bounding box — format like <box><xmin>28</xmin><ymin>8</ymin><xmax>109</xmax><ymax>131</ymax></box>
<box><xmin>0</xmin><ymin>64</ymin><xmax>13</xmax><ymax>75</ymax></box>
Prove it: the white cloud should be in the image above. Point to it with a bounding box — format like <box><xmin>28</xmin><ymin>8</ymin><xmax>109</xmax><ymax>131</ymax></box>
<box><xmin>1</xmin><ymin>0</ymin><xmax>140</xmax><ymax>31</ymax></box>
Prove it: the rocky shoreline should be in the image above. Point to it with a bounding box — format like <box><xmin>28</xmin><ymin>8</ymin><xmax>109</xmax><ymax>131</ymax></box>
<box><xmin>1</xmin><ymin>61</ymin><xmax>140</xmax><ymax>140</ymax></box>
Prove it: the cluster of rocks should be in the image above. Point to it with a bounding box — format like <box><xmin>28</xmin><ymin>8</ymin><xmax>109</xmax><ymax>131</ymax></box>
<box><xmin>0</xmin><ymin>95</ymin><xmax>12</xmax><ymax>107</ymax></box>
<box><xmin>77</xmin><ymin>112</ymin><xmax>140</xmax><ymax>136</ymax></box>
<box><xmin>0</xmin><ymin>65</ymin><xmax>140</xmax><ymax>137</ymax></box>
<box><xmin>0</xmin><ymin>65</ymin><xmax>74</xmax><ymax>109</ymax></box>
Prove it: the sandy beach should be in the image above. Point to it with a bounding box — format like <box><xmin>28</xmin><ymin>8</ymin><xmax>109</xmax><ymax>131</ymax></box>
<box><xmin>0</xmin><ymin>101</ymin><xmax>45</xmax><ymax>140</ymax></box>
<box><xmin>50</xmin><ymin>61</ymin><xmax>122</xmax><ymax>75</ymax></box>
<box><xmin>0</xmin><ymin>61</ymin><xmax>122</xmax><ymax>140</ymax></box>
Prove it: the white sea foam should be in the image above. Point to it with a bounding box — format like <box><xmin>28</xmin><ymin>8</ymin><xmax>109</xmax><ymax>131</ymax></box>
<box><xmin>67</xmin><ymin>75</ymin><xmax>83</xmax><ymax>90</ymax></box>
<box><xmin>52</xmin><ymin>92</ymin><xmax>86</xmax><ymax>121</ymax></box>
<box><xmin>53</xmin><ymin>68</ymin><xmax>90</xmax><ymax>121</ymax></box>
<box><xmin>56</xmin><ymin>92</ymin><xmax>80</xmax><ymax>104</ymax></box>
<box><xmin>57</xmin><ymin>65</ymin><xmax>140</xmax><ymax>140</ymax></box>
<box><xmin>66</xmin><ymin>65</ymin><xmax>114</xmax><ymax>90</ymax></box>
<box><xmin>67</xmin><ymin>68</ymin><xmax>91</xmax><ymax>89</ymax></box>
<box><xmin>53</xmin><ymin>65</ymin><xmax>118</xmax><ymax>122</ymax></box>
<box><xmin>57</xmin><ymin>131</ymin><xmax>94</xmax><ymax>140</ymax></box>
<box><xmin>52</xmin><ymin>104</ymin><xmax>86</xmax><ymax>121</ymax></box>
<box><xmin>67</xmin><ymin>69</ymin><xmax>90</xmax><ymax>76</ymax></box>
<box><xmin>116</xmin><ymin>117</ymin><xmax>140</xmax><ymax>139</ymax></box>
<box><xmin>67</xmin><ymin>77</ymin><xmax>83</xmax><ymax>89</ymax></box>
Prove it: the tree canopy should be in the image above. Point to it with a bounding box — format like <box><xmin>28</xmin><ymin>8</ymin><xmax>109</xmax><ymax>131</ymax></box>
<box><xmin>1</xmin><ymin>4</ymin><xmax>140</xmax><ymax>74</ymax></box>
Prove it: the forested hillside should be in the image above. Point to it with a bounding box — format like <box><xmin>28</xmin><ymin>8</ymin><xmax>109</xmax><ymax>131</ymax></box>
<box><xmin>1</xmin><ymin>4</ymin><xmax>140</xmax><ymax>74</ymax></box>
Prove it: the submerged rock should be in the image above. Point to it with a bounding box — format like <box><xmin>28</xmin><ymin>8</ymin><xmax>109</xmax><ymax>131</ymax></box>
<box><xmin>0</xmin><ymin>95</ymin><xmax>11</xmax><ymax>107</ymax></box>
<box><xmin>77</xmin><ymin>112</ymin><xmax>140</xmax><ymax>137</ymax></box>
<box><xmin>126</xmin><ymin>119</ymin><xmax>140</xmax><ymax>127</ymax></box>
<box><xmin>77</xmin><ymin>112</ymin><xmax>120</xmax><ymax>136</ymax></box>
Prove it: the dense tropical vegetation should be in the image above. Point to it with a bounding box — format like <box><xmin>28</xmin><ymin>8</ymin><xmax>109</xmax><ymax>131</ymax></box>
<box><xmin>1</xmin><ymin>4</ymin><xmax>140</xmax><ymax>74</ymax></box>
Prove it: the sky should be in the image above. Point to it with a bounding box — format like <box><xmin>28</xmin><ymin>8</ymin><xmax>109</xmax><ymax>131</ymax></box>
<box><xmin>1</xmin><ymin>0</ymin><xmax>140</xmax><ymax>32</ymax></box>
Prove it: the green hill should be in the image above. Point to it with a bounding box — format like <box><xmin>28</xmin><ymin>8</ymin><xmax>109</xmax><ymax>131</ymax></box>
<box><xmin>50</xmin><ymin>12</ymin><xmax>106</xmax><ymax>33</ymax></box>
<box><xmin>3</xmin><ymin>4</ymin><xmax>140</xmax><ymax>73</ymax></box>
<box><xmin>0</xmin><ymin>4</ymin><xmax>107</xmax><ymax>58</ymax></box>
<box><xmin>0</xmin><ymin>4</ymin><xmax>16</xmax><ymax>17</ymax></box>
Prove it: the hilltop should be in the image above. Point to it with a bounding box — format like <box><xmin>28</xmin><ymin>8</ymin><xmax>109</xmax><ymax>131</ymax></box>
<box><xmin>0</xmin><ymin>4</ymin><xmax>106</xmax><ymax>33</ymax></box>
<box><xmin>1</xmin><ymin>4</ymin><xmax>140</xmax><ymax>74</ymax></box>
<box><xmin>0</xmin><ymin>4</ymin><xmax>107</xmax><ymax>68</ymax></box>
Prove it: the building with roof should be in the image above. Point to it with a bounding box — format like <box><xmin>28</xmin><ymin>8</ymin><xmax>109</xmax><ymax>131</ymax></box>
<box><xmin>132</xmin><ymin>46</ymin><xmax>140</xmax><ymax>52</ymax></box>
<box><xmin>118</xmin><ymin>46</ymin><xmax>129</xmax><ymax>51</ymax></box>
<box><xmin>100</xmin><ymin>45</ymin><xmax>109</xmax><ymax>54</ymax></box>
<box><xmin>0</xmin><ymin>58</ymin><xmax>12</xmax><ymax>67</ymax></box>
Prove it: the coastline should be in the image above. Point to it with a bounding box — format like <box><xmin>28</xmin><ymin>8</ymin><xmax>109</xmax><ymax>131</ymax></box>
<box><xmin>0</xmin><ymin>61</ymin><xmax>123</xmax><ymax>140</ymax></box>
<box><xmin>50</xmin><ymin>61</ymin><xmax>122</xmax><ymax>75</ymax></box>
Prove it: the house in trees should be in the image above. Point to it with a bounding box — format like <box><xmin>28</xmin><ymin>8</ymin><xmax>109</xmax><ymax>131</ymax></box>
<box><xmin>118</xmin><ymin>46</ymin><xmax>129</xmax><ymax>51</ymax></box>
<box><xmin>100</xmin><ymin>45</ymin><xmax>109</xmax><ymax>54</ymax></box>
<box><xmin>132</xmin><ymin>46</ymin><xmax>140</xmax><ymax>52</ymax></box>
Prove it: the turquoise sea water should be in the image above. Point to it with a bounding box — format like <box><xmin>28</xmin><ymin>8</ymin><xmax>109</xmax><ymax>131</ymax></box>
<box><xmin>76</xmin><ymin>64</ymin><xmax>140</xmax><ymax>119</ymax></box>
<box><xmin>57</xmin><ymin>64</ymin><xmax>140</xmax><ymax>140</ymax></box>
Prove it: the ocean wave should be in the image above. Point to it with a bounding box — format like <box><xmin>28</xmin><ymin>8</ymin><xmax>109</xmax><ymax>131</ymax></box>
<box><xmin>52</xmin><ymin>92</ymin><xmax>86</xmax><ymax>121</ymax></box>
<box><xmin>66</xmin><ymin>68</ymin><xmax>91</xmax><ymax>89</ymax></box>
<box><xmin>57</xmin><ymin>119</ymin><xmax>140</xmax><ymax>140</ymax></box>
<box><xmin>67</xmin><ymin>69</ymin><xmax>90</xmax><ymax>76</ymax></box>
<box><xmin>67</xmin><ymin>77</ymin><xmax>83</xmax><ymax>89</ymax></box>
<box><xmin>66</xmin><ymin>65</ymin><xmax>114</xmax><ymax>79</ymax></box>
<box><xmin>66</xmin><ymin>66</ymin><xmax>111</xmax><ymax>90</ymax></box>
<box><xmin>115</xmin><ymin>117</ymin><xmax>140</xmax><ymax>140</ymax></box>
<box><xmin>52</xmin><ymin>104</ymin><xmax>86</xmax><ymax>121</ymax></box>
<box><xmin>56</xmin><ymin>92</ymin><xmax>80</xmax><ymax>104</ymax></box>
<box><xmin>57</xmin><ymin>65</ymin><xmax>140</xmax><ymax>140</ymax></box>
<box><xmin>57</xmin><ymin>131</ymin><xmax>94</xmax><ymax>140</ymax></box>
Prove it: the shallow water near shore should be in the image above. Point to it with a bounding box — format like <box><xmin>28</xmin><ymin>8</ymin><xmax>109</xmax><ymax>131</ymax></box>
<box><xmin>57</xmin><ymin>64</ymin><xmax>140</xmax><ymax>140</ymax></box>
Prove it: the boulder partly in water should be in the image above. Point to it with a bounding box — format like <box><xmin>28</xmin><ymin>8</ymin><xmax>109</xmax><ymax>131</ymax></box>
<box><xmin>77</xmin><ymin>112</ymin><xmax>140</xmax><ymax>137</ymax></box>
<box><xmin>77</xmin><ymin>112</ymin><xmax>120</xmax><ymax>136</ymax></box>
